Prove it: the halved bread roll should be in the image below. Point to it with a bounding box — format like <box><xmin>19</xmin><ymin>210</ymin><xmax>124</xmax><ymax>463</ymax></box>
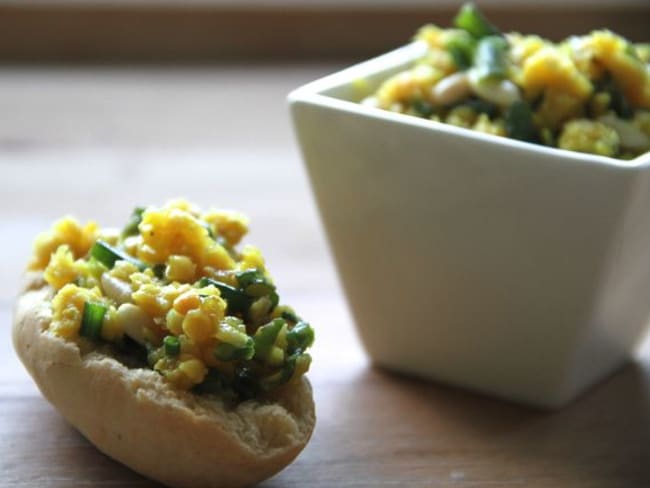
<box><xmin>14</xmin><ymin>273</ymin><xmax>315</xmax><ymax>488</ymax></box>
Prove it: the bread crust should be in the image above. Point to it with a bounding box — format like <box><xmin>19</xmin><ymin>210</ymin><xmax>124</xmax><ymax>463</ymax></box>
<box><xmin>13</xmin><ymin>273</ymin><xmax>315</xmax><ymax>488</ymax></box>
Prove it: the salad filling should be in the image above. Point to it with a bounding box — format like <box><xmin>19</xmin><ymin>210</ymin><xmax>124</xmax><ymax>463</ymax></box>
<box><xmin>361</xmin><ymin>3</ymin><xmax>650</xmax><ymax>159</ymax></box>
<box><xmin>29</xmin><ymin>199</ymin><xmax>314</xmax><ymax>402</ymax></box>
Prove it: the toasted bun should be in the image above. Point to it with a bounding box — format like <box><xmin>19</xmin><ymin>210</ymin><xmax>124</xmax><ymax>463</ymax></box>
<box><xmin>13</xmin><ymin>273</ymin><xmax>315</xmax><ymax>488</ymax></box>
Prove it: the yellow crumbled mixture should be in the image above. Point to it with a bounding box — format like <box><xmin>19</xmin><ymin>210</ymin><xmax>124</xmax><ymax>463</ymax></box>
<box><xmin>30</xmin><ymin>199</ymin><xmax>314</xmax><ymax>400</ymax></box>
<box><xmin>361</xmin><ymin>4</ymin><xmax>650</xmax><ymax>159</ymax></box>
<box><xmin>30</xmin><ymin>217</ymin><xmax>97</xmax><ymax>271</ymax></box>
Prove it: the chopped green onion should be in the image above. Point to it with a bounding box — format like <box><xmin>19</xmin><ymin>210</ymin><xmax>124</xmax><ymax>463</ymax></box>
<box><xmin>193</xmin><ymin>367</ymin><xmax>258</xmax><ymax>400</ymax></box>
<box><xmin>152</xmin><ymin>263</ymin><xmax>166</xmax><ymax>279</ymax></box>
<box><xmin>448</xmin><ymin>44</ymin><xmax>472</xmax><ymax>71</ymax></box>
<box><xmin>259</xmin><ymin>352</ymin><xmax>311</xmax><ymax>391</ymax></box>
<box><xmin>459</xmin><ymin>98</ymin><xmax>498</xmax><ymax>118</ymax></box>
<box><xmin>411</xmin><ymin>99</ymin><xmax>435</xmax><ymax>118</ymax></box>
<box><xmin>121</xmin><ymin>207</ymin><xmax>145</xmax><ymax>238</ymax></box>
<box><xmin>198</xmin><ymin>277</ymin><xmax>251</xmax><ymax>314</ymax></box>
<box><xmin>281</xmin><ymin>309</ymin><xmax>301</xmax><ymax>323</ymax></box>
<box><xmin>253</xmin><ymin>318</ymin><xmax>286</xmax><ymax>361</ymax></box>
<box><xmin>90</xmin><ymin>240</ymin><xmax>146</xmax><ymax>271</ymax></box>
<box><xmin>232</xmin><ymin>367</ymin><xmax>259</xmax><ymax>400</ymax></box>
<box><xmin>453</xmin><ymin>3</ymin><xmax>501</xmax><ymax>39</ymax></box>
<box><xmin>268</xmin><ymin>290</ymin><xmax>279</xmax><ymax>309</ymax></box>
<box><xmin>605</xmin><ymin>79</ymin><xmax>634</xmax><ymax>119</ymax></box>
<box><xmin>244</xmin><ymin>281</ymin><xmax>275</xmax><ymax>298</ymax></box>
<box><xmin>236</xmin><ymin>269</ymin><xmax>279</xmax><ymax>311</ymax></box>
<box><xmin>80</xmin><ymin>301</ymin><xmax>107</xmax><ymax>340</ymax></box>
<box><xmin>287</xmin><ymin>322</ymin><xmax>315</xmax><ymax>353</ymax></box>
<box><xmin>248</xmin><ymin>296</ymin><xmax>277</xmax><ymax>325</ymax></box>
<box><xmin>163</xmin><ymin>335</ymin><xmax>181</xmax><ymax>357</ymax></box>
<box><xmin>505</xmin><ymin>100</ymin><xmax>537</xmax><ymax>142</ymax></box>
<box><xmin>236</xmin><ymin>269</ymin><xmax>264</xmax><ymax>288</ymax></box>
<box><xmin>472</xmin><ymin>35</ymin><xmax>509</xmax><ymax>83</ymax></box>
<box><xmin>446</xmin><ymin>32</ymin><xmax>476</xmax><ymax>70</ymax></box>
<box><xmin>215</xmin><ymin>337</ymin><xmax>255</xmax><ymax>361</ymax></box>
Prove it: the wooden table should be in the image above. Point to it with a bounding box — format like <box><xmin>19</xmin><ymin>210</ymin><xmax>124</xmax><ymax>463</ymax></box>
<box><xmin>1</xmin><ymin>66</ymin><xmax>649</xmax><ymax>488</ymax></box>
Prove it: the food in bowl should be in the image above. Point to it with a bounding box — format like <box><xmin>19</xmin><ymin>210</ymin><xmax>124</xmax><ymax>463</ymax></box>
<box><xmin>13</xmin><ymin>199</ymin><xmax>315</xmax><ymax>488</ymax></box>
<box><xmin>289</xmin><ymin>14</ymin><xmax>650</xmax><ymax>408</ymax></box>
<box><xmin>361</xmin><ymin>3</ymin><xmax>650</xmax><ymax>159</ymax></box>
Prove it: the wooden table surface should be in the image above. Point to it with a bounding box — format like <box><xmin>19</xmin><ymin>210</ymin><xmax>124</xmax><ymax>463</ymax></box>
<box><xmin>1</xmin><ymin>65</ymin><xmax>649</xmax><ymax>488</ymax></box>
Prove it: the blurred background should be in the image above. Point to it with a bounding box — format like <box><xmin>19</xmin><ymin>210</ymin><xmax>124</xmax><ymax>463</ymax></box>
<box><xmin>0</xmin><ymin>0</ymin><xmax>648</xmax><ymax>62</ymax></box>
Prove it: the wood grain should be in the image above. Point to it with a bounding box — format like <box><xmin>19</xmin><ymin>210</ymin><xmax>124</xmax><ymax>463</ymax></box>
<box><xmin>1</xmin><ymin>66</ymin><xmax>649</xmax><ymax>487</ymax></box>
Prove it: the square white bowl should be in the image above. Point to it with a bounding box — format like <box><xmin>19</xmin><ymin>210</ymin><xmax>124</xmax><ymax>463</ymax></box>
<box><xmin>289</xmin><ymin>42</ymin><xmax>650</xmax><ymax>408</ymax></box>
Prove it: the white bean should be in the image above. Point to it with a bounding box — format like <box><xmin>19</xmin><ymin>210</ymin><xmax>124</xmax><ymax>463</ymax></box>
<box><xmin>599</xmin><ymin>114</ymin><xmax>650</xmax><ymax>151</ymax></box>
<box><xmin>469</xmin><ymin>74</ymin><xmax>521</xmax><ymax>108</ymax></box>
<box><xmin>431</xmin><ymin>72</ymin><xmax>471</xmax><ymax>106</ymax></box>
<box><xmin>115</xmin><ymin>303</ymin><xmax>151</xmax><ymax>345</ymax></box>
<box><xmin>101</xmin><ymin>273</ymin><xmax>132</xmax><ymax>305</ymax></box>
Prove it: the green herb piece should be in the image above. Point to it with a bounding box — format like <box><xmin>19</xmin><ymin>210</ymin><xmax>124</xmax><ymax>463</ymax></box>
<box><xmin>504</xmin><ymin>100</ymin><xmax>537</xmax><ymax>142</ymax></box>
<box><xmin>199</xmin><ymin>277</ymin><xmax>251</xmax><ymax>314</ymax></box>
<box><xmin>453</xmin><ymin>3</ymin><xmax>501</xmax><ymax>39</ymax></box>
<box><xmin>80</xmin><ymin>301</ymin><xmax>107</xmax><ymax>340</ymax></box>
<box><xmin>163</xmin><ymin>335</ymin><xmax>181</xmax><ymax>357</ymax></box>
<box><xmin>232</xmin><ymin>367</ymin><xmax>259</xmax><ymax>400</ymax></box>
<box><xmin>287</xmin><ymin>321</ymin><xmax>315</xmax><ymax>353</ymax></box>
<box><xmin>215</xmin><ymin>337</ymin><xmax>255</xmax><ymax>361</ymax></box>
<box><xmin>604</xmin><ymin>79</ymin><xmax>634</xmax><ymax>119</ymax></box>
<box><xmin>253</xmin><ymin>318</ymin><xmax>286</xmax><ymax>362</ymax></box>
<box><xmin>90</xmin><ymin>240</ymin><xmax>146</xmax><ymax>271</ymax></box>
<box><xmin>235</xmin><ymin>269</ymin><xmax>264</xmax><ymax>289</ymax></box>
<box><xmin>152</xmin><ymin>263</ymin><xmax>166</xmax><ymax>280</ymax></box>
<box><xmin>458</xmin><ymin>98</ymin><xmax>498</xmax><ymax>117</ymax></box>
<box><xmin>281</xmin><ymin>309</ymin><xmax>301</xmax><ymax>323</ymax></box>
<box><xmin>268</xmin><ymin>290</ymin><xmax>280</xmax><ymax>309</ymax></box>
<box><xmin>244</xmin><ymin>281</ymin><xmax>275</xmax><ymax>298</ymax></box>
<box><xmin>446</xmin><ymin>32</ymin><xmax>476</xmax><ymax>70</ymax></box>
<box><xmin>259</xmin><ymin>352</ymin><xmax>311</xmax><ymax>392</ymax></box>
<box><xmin>247</xmin><ymin>296</ymin><xmax>277</xmax><ymax>326</ymax></box>
<box><xmin>473</xmin><ymin>35</ymin><xmax>509</xmax><ymax>83</ymax></box>
<box><xmin>411</xmin><ymin>99</ymin><xmax>435</xmax><ymax>118</ymax></box>
<box><xmin>121</xmin><ymin>206</ymin><xmax>145</xmax><ymax>238</ymax></box>
<box><xmin>236</xmin><ymin>269</ymin><xmax>279</xmax><ymax>311</ymax></box>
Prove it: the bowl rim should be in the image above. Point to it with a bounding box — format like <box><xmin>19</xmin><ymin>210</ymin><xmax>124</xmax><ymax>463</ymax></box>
<box><xmin>288</xmin><ymin>41</ymin><xmax>650</xmax><ymax>169</ymax></box>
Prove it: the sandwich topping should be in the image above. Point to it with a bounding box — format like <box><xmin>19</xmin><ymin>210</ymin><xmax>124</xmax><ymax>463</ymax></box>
<box><xmin>29</xmin><ymin>199</ymin><xmax>314</xmax><ymax>401</ymax></box>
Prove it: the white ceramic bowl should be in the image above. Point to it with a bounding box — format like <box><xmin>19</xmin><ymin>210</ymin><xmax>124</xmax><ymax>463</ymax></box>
<box><xmin>289</xmin><ymin>42</ymin><xmax>650</xmax><ymax>408</ymax></box>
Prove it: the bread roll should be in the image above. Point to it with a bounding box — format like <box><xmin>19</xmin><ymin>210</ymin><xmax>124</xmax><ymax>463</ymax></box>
<box><xmin>13</xmin><ymin>273</ymin><xmax>315</xmax><ymax>488</ymax></box>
